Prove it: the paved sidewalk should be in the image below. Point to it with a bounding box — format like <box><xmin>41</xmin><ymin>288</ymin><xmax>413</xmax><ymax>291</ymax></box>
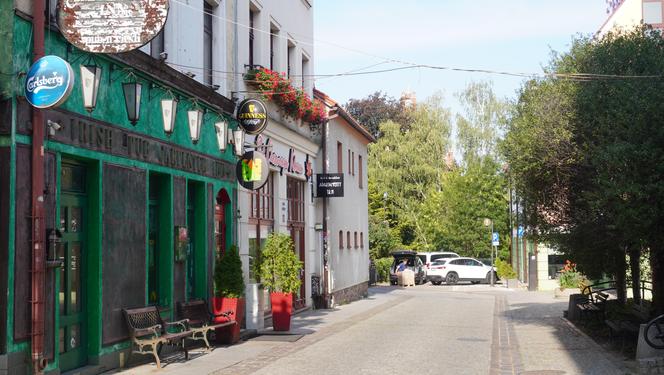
<box><xmin>108</xmin><ymin>285</ymin><xmax>634</xmax><ymax>375</ymax></box>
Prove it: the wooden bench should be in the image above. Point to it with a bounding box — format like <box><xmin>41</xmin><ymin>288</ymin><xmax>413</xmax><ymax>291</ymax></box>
<box><xmin>605</xmin><ymin>302</ymin><xmax>652</xmax><ymax>351</ymax></box>
<box><xmin>123</xmin><ymin>305</ymin><xmax>193</xmax><ymax>368</ymax></box>
<box><xmin>176</xmin><ymin>299</ymin><xmax>236</xmax><ymax>349</ymax></box>
<box><xmin>577</xmin><ymin>291</ymin><xmax>610</xmax><ymax>322</ymax></box>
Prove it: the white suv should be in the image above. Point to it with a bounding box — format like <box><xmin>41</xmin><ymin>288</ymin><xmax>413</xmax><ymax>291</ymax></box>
<box><xmin>417</xmin><ymin>252</ymin><xmax>459</xmax><ymax>278</ymax></box>
<box><xmin>427</xmin><ymin>257</ymin><xmax>498</xmax><ymax>285</ymax></box>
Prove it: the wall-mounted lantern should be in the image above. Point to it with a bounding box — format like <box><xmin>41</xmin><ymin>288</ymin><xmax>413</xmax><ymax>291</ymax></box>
<box><xmin>214</xmin><ymin>120</ymin><xmax>228</xmax><ymax>151</ymax></box>
<box><xmin>233</xmin><ymin>128</ymin><xmax>245</xmax><ymax>156</ymax></box>
<box><xmin>122</xmin><ymin>82</ymin><xmax>142</xmax><ymax>125</ymax></box>
<box><xmin>80</xmin><ymin>65</ymin><xmax>102</xmax><ymax>112</ymax></box>
<box><xmin>161</xmin><ymin>96</ymin><xmax>178</xmax><ymax>135</ymax></box>
<box><xmin>188</xmin><ymin>108</ymin><xmax>204</xmax><ymax>144</ymax></box>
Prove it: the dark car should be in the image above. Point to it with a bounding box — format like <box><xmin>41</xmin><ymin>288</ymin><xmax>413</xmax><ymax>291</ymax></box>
<box><xmin>390</xmin><ymin>250</ymin><xmax>427</xmax><ymax>285</ymax></box>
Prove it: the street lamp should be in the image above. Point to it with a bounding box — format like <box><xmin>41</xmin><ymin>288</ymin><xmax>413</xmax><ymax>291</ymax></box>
<box><xmin>161</xmin><ymin>96</ymin><xmax>178</xmax><ymax>135</ymax></box>
<box><xmin>188</xmin><ymin>108</ymin><xmax>204</xmax><ymax>144</ymax></box>
<box><xmin>232</xmin><ymin>128</ymin><xmax>245</xmax><ymax>156</ymax></box>
<box><xmin>122</xmin><ymin>82</ymin><xmax>142</xmax><ymax>125</ymax></box>
<box><xmin>214</xmin><ymin>120</ymin><xmax>228</xmax><ymax>152</ymax></box>
<box><xmin>484</xmin><ymin>218</ymin><xmax>495</xmax><ymax>287</ymax></box>
<box><xmin>80</xmin><ymin>65</ymin><xmax>102</xmax><ymax>112</ymax></box>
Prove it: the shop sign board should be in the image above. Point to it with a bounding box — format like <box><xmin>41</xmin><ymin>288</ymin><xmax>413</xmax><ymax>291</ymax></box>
<box><xmin>58</xmin><ymin>0</ymin><xmax>169</xmax><ymax>53</ymax></box>
<box><xmin>236</xmin><ymin>151</ymin><xmax>269</xmax><ymax>190</ymax></box>
<box><xmin>237</xmin><ymin>98</ymin><xmax>268</xmax><ymax>134</ymax></box>
<box><xmin>254</xmin><ymin>135</ymin><xmax>313</xmax><ymax>180</ymax></box>
<box><xmin>316</xmin><ymin>173</ymin><xmax>344</xmax><ymax>198</ymax></box>
<box><xmin>25</xmin><ymin>55</ymin><xmax>75</xmax><ymax>109</ymax></box>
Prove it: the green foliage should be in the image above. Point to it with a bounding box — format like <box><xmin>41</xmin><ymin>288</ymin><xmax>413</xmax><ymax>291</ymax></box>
<box><xmin>214</xmin><ymin>245</ymin><xmax>245</xmax><ymax>298</ymax></box>
<box><xmin>368</xmin><ymin>214</ymin><xmax>399</xmax><ymax>260</ymax></box>
<box><xmin>495</xmin><ymin>258</ymin><xmax>517</xmax><ymax>279</ymax></box>
<box><xmin>344</xmin><ymin>91</ymin><xmax>413</xmax><ymax>138</ymax></box>
<box><xmin>558</xmin><ymin>260</ymin><xmax>583</xmax><ymax>290</ymax></box>
<box><xmin>374</xmin><ymin>257</ymin><xmax>393</xmax><ymax>283</ymax></box>
<box><xmin>258</xmin><ymin>233</ymin><xmax>302</xmax><ymax>294</ymax></box>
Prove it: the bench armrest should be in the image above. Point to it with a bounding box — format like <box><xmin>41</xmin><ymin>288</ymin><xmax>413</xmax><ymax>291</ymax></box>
<box><xmin>133</xmin><ymin>324</ymin><xmax>162</xmax><ymax>338</ymax></box>
<box><xmin>210</xmin><ymin>310</ymin><xmax>232</xmax><ymax>319</ymax></box>
<box><xmin>165</xmin><ymin>319</ymin><xmax>189</xmax><ymax>332</ymax></box>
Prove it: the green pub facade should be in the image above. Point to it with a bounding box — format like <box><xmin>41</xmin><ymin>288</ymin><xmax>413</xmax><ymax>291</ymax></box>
<box><xmin>0</xmin><ymin>4</ymin><xmax>238</xmax><ymax>374</ymax></box>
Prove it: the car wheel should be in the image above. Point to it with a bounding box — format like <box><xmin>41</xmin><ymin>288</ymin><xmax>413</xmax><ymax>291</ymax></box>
<box><xmin>432</xmin><ymin>280</ymin><xmax>442</xmax><ymax>285</ymax></box>
<box><xmin>471</xmin><ymin>281</ymin><xmax>480</xmax><ymax>285</ymax></box>
<box><xmin>446</xmin><ymin>272</ymin><xmax>458</xmax><ymax>285</ymax></box>
<box><xmin>485</xmin><ymin>272</ymin><xmax>497</xmax><ymax>284</ymax></box>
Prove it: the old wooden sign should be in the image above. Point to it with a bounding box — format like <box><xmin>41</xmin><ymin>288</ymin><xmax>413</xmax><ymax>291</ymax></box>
<box><xmin>58</xmin><ymin>0</ymin><xmax>169</xmax><ymax>53</ymax></box>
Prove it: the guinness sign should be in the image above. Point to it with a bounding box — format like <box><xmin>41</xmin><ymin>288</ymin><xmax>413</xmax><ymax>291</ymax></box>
<box><xmin>237</xmin><ymin>98</ymin><xmax>268</xmax><ymax>134</ymax></box>
<box><xmin>236</xmin><ymin>151</ymin><xmax>269</xmax><ymax>190</ymax></box>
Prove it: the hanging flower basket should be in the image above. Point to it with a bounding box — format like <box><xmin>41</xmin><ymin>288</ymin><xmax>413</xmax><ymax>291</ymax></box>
<box><xmin>245</xmin><ymin>68</ymin><xmax>327</xmax><ymax>126</ymax></box>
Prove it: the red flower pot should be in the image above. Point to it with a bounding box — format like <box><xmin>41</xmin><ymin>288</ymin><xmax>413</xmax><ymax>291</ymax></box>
<box><xmin>270</xmin><ymin>292</ymin><xmax>293</xmax><ymax>331</ymax></box>
<box><xmin>212</xmin><ymin>297</ymin><xmax>245</xmax><ymax>344</ymax></box>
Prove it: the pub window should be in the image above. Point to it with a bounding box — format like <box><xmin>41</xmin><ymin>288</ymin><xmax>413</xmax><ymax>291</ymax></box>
<box><xmin>354</xmin><ymin>231</ymin><xmax>358</xmax><ymax>248</ymax></box>
<box><xmin>203</xmin><ymin>3</ymin><xmax>213</xmax><ymax>85</ymax></box>
<box><xmin>339</xmin><ymin>231</ymin><xmax>343</xmax><ymax>249</ymax></box>
<box><xmin>346</xmin><ymin>231</ymin><xmax>350</xmax><ymax>249</ymax></box>
<box><xmin>361</xmin><ymin>232</ymin><xmax>364</xmax><ymax>248</ymax></box>
<box><xmin>337</xmin><ymin>142</ymin><xmax>343</xmax><ymax>173</ymax></box>
<box><xmin>359</xmin><ymin>155</ymin><xmax>363</xmax><ymax>189</ymax></box>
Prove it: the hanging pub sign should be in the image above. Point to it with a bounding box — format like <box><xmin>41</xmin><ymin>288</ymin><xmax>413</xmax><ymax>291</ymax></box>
<box><xmin>58</xmin><ymin>0</ymin><xmax>169</xmax><ymax>53</ymax></box>
<box><xmin>25</xmin><ymin>55</ymin><xmax>75</xmax><ymax>109</ymax></box>
<box><xmin>236</xmin><ymin>151</ymin><xmax>269</xmax><ymax>190</ymax></box>
<box><xmin>237</xmin><ymin>98</ymin><xmax>268</xmax><ymax>134</ymax></box>
<box><xmin>316</xmin><ymin>173</ymin><xmax>344</xmax><ymax>198</ymax></box>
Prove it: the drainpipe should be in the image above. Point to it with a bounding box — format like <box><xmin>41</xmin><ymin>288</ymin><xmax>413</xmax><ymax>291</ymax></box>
<box><xmin>321</xmin><ymin>116</ymin><xmax>329</xmax><ymax>308</ymax></box>
<box><xmin>31</xmin><ymin>0</ymin><xmax>47</xmax><ymax>372</ymax></box>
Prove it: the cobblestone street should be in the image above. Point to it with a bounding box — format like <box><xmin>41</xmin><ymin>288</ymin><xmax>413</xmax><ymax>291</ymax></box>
<box><xmin>111</xmin><ymin>285</ymin><xmax>633</xmax><ymax>375</ymax></box>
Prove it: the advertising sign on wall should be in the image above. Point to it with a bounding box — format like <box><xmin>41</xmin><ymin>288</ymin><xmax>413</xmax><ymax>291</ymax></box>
<box><xmin>236</xmin><ymin>151</ymin><xmax>269</xmax><ymax>190</ymax></box>
<box><xmin>237</xmin><ymin>99</ymin><xmax>268</xmax><ymax>134</ymax></box>
<box><xmin>25</xmin><ymin>55</ymin><xmax>75</xmax><ymax>109</ymax></box>
<box><xmin>316</xmin><ymin>173</ymin><xmax>344</xmax><ymax>198</ymax></box>
<box><xmin>58</xmin><ymin>0</ymin><xmax>169</xmax><ymax>53</ymax></box>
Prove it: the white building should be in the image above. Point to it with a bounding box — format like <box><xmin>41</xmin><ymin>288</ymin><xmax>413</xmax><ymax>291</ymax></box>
<box><xmin>315</xmin><ymin>90</ymin><xmax>375</xmax><ymax>305</ymax></box>
<box><xmin>600</xmin><ymin>0</ymin><xmax>664</xmax><ymax>34</ymax></box>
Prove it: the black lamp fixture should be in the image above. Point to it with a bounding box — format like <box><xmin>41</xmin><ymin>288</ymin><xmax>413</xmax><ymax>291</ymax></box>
<box><xmin>80</xmin><ymin>64</ymin><xmax>102</xmax><ymax>112</ymax></box>
<box><xmin>122</xmin><ymin>80</ymin><xmax>142</xmax><ymax>125</ymax></box>
<box><xmin>214</xmin><ymin>119</ymin><xmax>228</xmax><ymax>151</ymax></box>
<box><xmin>161</xmin><ymin>94</ymin><xmax>178</xmax><ymax>135</ymax></box>
<box><xmin>187</xmin><ymin>105</ymin><xmax>204</xmax><ymax>144</ymax></box>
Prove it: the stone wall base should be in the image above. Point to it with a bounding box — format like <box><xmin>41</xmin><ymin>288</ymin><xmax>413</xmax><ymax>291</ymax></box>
<box><xmin>638</xmin><ymin>356</ymin><xmax>664</xmax><ymax>374</ymax></box>
<box><xmin>330</xmin><ymin>281</ymin><xmax>368</xmax><ymax>307</ymax></box>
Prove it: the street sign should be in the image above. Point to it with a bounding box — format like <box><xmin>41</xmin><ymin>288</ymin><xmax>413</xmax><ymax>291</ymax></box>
<box><xmin>25</xmin><ymin>55</ymin><xmax>74</xmax><ymax>109</ymax></box>
<box><xmin>517</xmin><ymin>226</ymin><xmax>524</xmax><ymax>238</ymax></box>
<box><xmin>316</xmin><ymin>173</ymin><xmax>344</xmax><ymax>198</ymax></box>
<box><xmin>492</xmin><ymin>232</ymin><xmax>499</xmax><ymax>246</ymax></box>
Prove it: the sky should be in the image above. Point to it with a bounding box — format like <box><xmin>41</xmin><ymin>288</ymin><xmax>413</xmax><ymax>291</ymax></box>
<box><xmin>313</xmin><ymin>0</ymin><xmax>609</xmax><ymax>111</ymax></box>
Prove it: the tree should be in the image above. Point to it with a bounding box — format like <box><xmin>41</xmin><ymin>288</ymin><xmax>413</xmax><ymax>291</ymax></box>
<box><xmin>503</xmin><ymin>26</ymin><xmax>664</xmax><ymax>314</ymax></box>
<box><xmin>368</xmin><ymin>94</ymin><xmax>452</xmax><ymax>250</ymax></box>
<box><xmin>345</xmin><ymin>91</ymin><xmax>412</xmax><ymax>138</ymax></box>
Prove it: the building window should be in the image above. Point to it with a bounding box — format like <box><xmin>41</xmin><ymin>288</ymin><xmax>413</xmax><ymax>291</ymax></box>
<box><xmin>339</xmin><ymin>231</ymin><xmax>343</xmax><ymax>249</ymax></box>
<box><xmin>287</xmin><ymin>41</ymin><xmax>295</xmax><ymax>78</ymax></box>
<box><xmin>302</xmin><ymin>55</ymin><xmax>309</xmax><ymax>89</ymax></box>
<box><xmin>270</xmin><ymin>25</ymin><xmax>278</xmax><ymax>71</ymax></box>
<box><xmin>352</xmin><ymin>152</ymin><xmax>355</xmax><ymax>176</ymax></box>
<box><xmin>249</xmin><ymin>9</ymin><xmax>257</xmax><ymax>67</ymax></box>
<box><xmin>150</xmin><ymin>30</ymin><xmax>165</xmax><ymax>60</ymax></box>
<box><xmin>359</xmin><ymin>155</ymin><xmax>363</xmax><ymax>188</ymax></box>
<box><xmin>337</xmin><ymin>142</ymin><xmax>343</xmax><ymax>173</ymax></box>
<box><xmin>346</xmin><ymin>231</ymin><xmax>350</xmax><ymax>249</ymax></box>
<box><xmin>250</xmin><ymin>174</ymin><xmax>274</xmax><ymax>221</ymax></box>
<box><xmin>203</xmin><ymin>3</ymin><xmax>213</xmax><ymax>85</ymax></box>
<box><xmin>354</xmin><ymin>232</ymin><xmax>358</xmax><ymax>248</ymax></box>
<box><xmin>361</xmin><ymin>232</ymin><xmax>364</xmax><ymax>248</ymax></box>
<box><xmin>347</xmin><ymin>149</ymin><xmax>351</xmax><ymax>174</ymax></box>
<box><xmin>287</xmin><ymin>177</ymin><xmax>305</xmax><ymax>223</ymax></box>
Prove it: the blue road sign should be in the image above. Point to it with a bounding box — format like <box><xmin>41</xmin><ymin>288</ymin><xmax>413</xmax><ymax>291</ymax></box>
<box><xmin>492</xmin><ymin>232</ymin><xmax>499</xmax><ymax>246</ymax></box>
<box><xmin>518</xmin><ymin>226</ymin><xmax>524</xmax><ymax>238</ymax></box>
<box><xmin>25</xmin><ymin>55</ymin><xmax>74</xmax><ymax>109</ymax></box>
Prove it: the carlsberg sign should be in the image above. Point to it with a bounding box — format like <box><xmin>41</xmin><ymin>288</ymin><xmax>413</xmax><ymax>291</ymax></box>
<box><xmin>25</xmin><ymin>55</ymin><xmax>74</xmax><ymax>109</ymax></box>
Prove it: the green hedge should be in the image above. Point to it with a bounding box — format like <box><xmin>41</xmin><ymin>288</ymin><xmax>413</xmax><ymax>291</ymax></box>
<box><xmin>375</xmin><ymin>257</ymin><xmax>393</xmax><ymax>282</ymax></box>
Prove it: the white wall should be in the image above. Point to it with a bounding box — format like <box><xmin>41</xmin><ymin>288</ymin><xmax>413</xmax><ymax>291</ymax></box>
<box><xmin>599</xmin><ymin>0</ymin><xmax>660</xmax><ymax>34</ymax></box>
<box><xmin>321</xmin><ymin>115</ymin><xmax>371</xmax><ymax>293</ymax></box>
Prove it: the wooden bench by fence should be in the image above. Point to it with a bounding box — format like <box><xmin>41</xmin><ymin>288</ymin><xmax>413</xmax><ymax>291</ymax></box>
<box><xmin>177</xmin><ymin>299</ymin><xmax>236</xmax><ymax>349</ymax></box>
<box><xmin>577</xmin><ymin>290</ymin><xmax>610</xmax><ymax>322</ymax></box>
<box><xmin>123</xmin><ymin>305</ymin><xmax>193</xmax><ymax>368</ymax></box>
<box><xmin>606</xmin><ymin>302</ymin><xmax>652</xmax><ymax>351</ymax></box>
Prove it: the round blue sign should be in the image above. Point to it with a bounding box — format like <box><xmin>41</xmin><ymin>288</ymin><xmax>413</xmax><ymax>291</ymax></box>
<box><xmin>25</xmin><ymin>55</ymin><xmax>74</xmax><ymax>109</ymax></box>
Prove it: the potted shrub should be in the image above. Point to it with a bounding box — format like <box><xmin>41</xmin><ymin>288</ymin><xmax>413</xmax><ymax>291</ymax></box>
<box><xmin>258</xmin><ymin>233</ymin><xmax>302</xmax><ymax>331</ymax></box>
<box><xmin>213</xmin><ymin>245</ymin><xmax>245</xmax><ymax>344</ymax></box>
<box><xmin>555</xmin><ymin>260</ymin><xmax>584</xmax><ymax>298</ymax></box>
